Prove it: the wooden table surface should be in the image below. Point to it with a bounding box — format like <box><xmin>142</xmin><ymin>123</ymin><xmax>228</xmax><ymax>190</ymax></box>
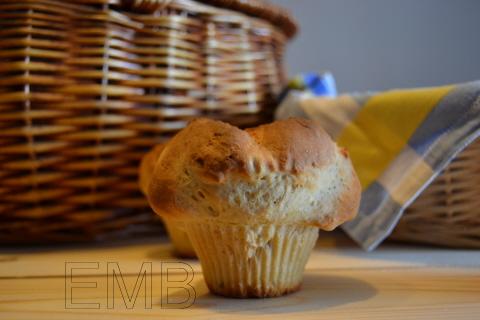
<box><xmin>1</xmin><ymin>233</ymin><xmax>479</xmax><ymax>319</ymax></box>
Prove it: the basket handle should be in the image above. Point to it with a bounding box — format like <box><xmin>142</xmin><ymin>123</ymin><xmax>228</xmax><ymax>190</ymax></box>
<box><xmin>122</xmin><ymin>0</ymin><xmax>173</xmax><ymax>13</ymax></box>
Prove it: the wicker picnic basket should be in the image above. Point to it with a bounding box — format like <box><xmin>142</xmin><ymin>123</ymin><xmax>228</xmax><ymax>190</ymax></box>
<box><xmin>0</xmin><ymin>0</ymin><xmax>297</xmax><ymax>243</ymax></box>
<box><xmin>391</xmin><ymin>139</ymin><xmax>480</xmax><ymax>248</ymax></box>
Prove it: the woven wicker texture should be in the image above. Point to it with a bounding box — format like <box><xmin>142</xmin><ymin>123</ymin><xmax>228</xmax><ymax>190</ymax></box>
<box><xmin>391</xmin><ymin>139</ymin><xmax>480</xmax><ymax>248</ymax></box>
<box><xmin>0</xmin><ymin>0</ymin><xmax>292</xmax><ymax>243</ymax></box>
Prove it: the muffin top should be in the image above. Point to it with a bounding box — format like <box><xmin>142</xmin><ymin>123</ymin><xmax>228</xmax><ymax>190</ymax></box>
<box><xmin>139</xmin><ymin>143</ymin><xmax>165</xmax><ymax>196</ymax></box>
<box><xmin>144</xmin><ymin>118</ymin><xmax>360</xmax><ymax>230</ymax></box>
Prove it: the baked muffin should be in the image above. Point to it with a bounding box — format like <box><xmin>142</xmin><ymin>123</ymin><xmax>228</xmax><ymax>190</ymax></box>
<box><xmin>146</xmin><ymin>118</ymin><xmax>361</xmax><ymax>297</ymax></box>
<box><xmin>139</xmin><ymin>144</ymin><xmax>196</xmax><ymax>258</ymax></box>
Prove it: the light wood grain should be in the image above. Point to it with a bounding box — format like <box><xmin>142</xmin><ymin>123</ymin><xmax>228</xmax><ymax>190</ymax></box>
<box><xmin>0</xmin><ymin>267</ymin><xmax>479</xmax><ymax>320</ymax></box>
<box><xmin>1</xmin><ymin>234</ymin><xmax>479</xmax><ymax>319</ymax></box>
<box><xmin>1</xmin><ymin>234</ymin><xmax>479</xmax><ymax>278</ymax></box>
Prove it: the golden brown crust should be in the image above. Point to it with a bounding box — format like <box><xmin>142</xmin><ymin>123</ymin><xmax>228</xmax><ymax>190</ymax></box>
<box><xmin>148</xmin><ymin>177</ymin><xmax>178</xmax><ymax>216</ymax></box>
<box><xmin>139</xmin><ymin>144</ymin><xmax>166</xmax><ymax>195</ymax></box>
<box><xmin>334</xmin><ymin>150</ymin><xmax>362</xmax><ymax>229</ymax></box>
<box><xmin>145</xmin><ymin>117</ymin><xmax>360</xmax><ymax>230</ymax></box>
<box><xmin>246</xmin><ymin>118</ymin><xmax>335</xmax><ymax>173</ymax></box>
<box><xmin>155</xmin><ymin>118</ymin><xmax>335</xmax><ymax>182</ymax></box>
<box><xmin>146</xmin><ymin>118</ymin><xmax>256</xmax><ymax>216</ymax></box>
<box><xmin>161</xmin><ymin>118</ymin><xmax>258</xmax><ymax>183</ymax></box>
<box><xmin>313</xmin><ymin>149</ymin><xmax>362</xmax><ymax>230</ymax></box>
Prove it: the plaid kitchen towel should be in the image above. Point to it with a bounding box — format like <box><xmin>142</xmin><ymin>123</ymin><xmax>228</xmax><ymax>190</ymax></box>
<box><xmin>276</xmin><ymin>77</ymin><xmax>480</xmax><ymax>250</ymax></box>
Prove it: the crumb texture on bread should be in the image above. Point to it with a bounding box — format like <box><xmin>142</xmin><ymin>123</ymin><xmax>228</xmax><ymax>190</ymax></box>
<box><xmin>147</xmin><ymin>118</ymin><xmax>361</xmax><ymax>230</ymax></box>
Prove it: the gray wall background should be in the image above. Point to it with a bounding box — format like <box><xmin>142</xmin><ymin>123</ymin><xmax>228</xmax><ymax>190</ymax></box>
<box><xmin>272</xmin><ymin>0</ymin><xmax>480</xmax><ymax>93</ymax></box>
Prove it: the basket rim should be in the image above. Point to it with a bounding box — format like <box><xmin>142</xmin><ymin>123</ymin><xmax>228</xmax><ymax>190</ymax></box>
<box><xmin>197</xmin><ymin>0</ymin><xmax>298</xmax><ymax>38</ymax></box>
<box><xmin>119</xmin><ymin>0</ymin><xmax>298</xmax><ymax>38</ymax></box>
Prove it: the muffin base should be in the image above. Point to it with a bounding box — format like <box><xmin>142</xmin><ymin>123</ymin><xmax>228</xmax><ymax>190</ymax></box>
<box><xmin>163</xmin><ymin>218</ymin><xmax>196</xmax><ymax>258</ymax></box>
<box><xmin>185</xmin><ymin>221</ymin><xmax>319</xmax><ymax>298</ymax></box>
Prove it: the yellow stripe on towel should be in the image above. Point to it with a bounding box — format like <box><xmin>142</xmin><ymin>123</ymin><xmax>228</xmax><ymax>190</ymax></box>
<box><xmin>337</xmin><ymin>85</ymin><xmax>455</xmax><ymax>189</ymax></box>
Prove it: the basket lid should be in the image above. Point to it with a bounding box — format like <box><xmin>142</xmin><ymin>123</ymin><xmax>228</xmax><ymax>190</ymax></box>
<box><xmin>122</xmin><ymin>0</ymin><xmax>298</xmax><ymax>38</ymax></box>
